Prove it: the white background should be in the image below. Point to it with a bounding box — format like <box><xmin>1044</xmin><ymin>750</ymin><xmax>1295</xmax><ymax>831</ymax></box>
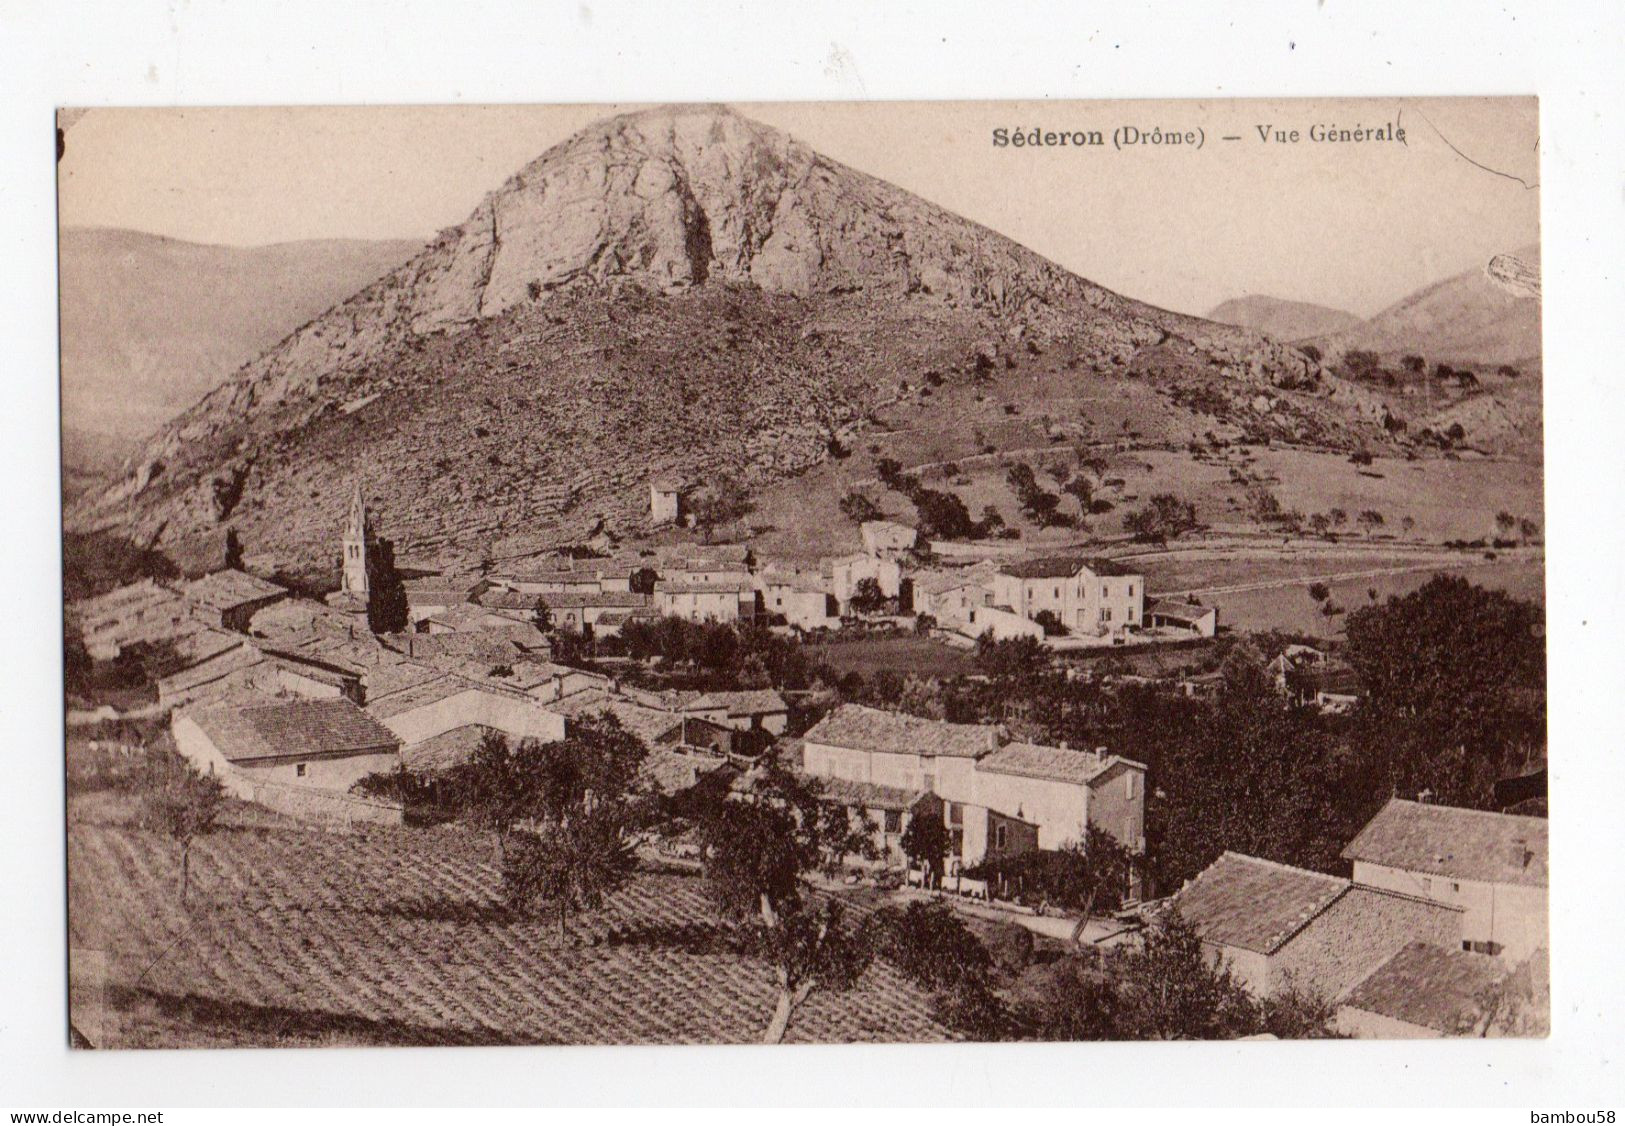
<box><xmin>2</xmin><ymin>0</ymin><xmax>1621</xmax><ymax>1109</ymax></box>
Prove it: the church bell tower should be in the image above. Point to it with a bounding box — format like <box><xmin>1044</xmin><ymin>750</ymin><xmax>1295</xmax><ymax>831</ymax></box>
<box><xmin>341</xmin><ymin>484</ymin><xmax>372</xmax><ymax>596</ymax></box>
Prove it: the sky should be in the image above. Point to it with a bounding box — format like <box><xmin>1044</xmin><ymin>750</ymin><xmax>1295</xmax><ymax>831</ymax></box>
<box><xmin>57</xmin><ymin>97</ymin><xmax>1540</xmax><ymax>318</ymax></box>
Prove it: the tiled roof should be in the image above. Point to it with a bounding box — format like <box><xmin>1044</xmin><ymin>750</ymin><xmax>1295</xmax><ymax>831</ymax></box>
<box><xmin>802</xmin><ymin>703</ymin><xmax>996</xmax><ymax>759</ymax></box>
<box><xmin>1172</xmin><ymin>852</ymin><xmax>1350</xmax><ymax>954</ymax></box>
<box><xmin>538</xmin><ymin>591</ymin><xmax>651</xmax><ymax>609</ymax></box>
<box><xmin>910</xmin><ymin>568</ymin><xmax>994</xmax><ymax>596</ymax></box>
<box><xmin>1340</xmin><ymin>941</ymin><xmax>1510</xmax><ymax>1033</ymax></box>
<box><xmin>548</xmin><ymin>690</ymin><xmax>681</xmax><ymax>746</ymax></box>
<box><xmin>189</xmin><ymin>698</ymin><xmax>399</xmax><ymax>763</ymax></box>
<box><xmin>363</xmin><ymin>659</ymin><xmax>449</xmax><ymax>700</ymax></box>
<box><xmin>976</xmin><ymin>742</ymin><xmax>1114</xmax><ymax>786</ymax></box>
<box><xmin>364</xmin><ymin>674</ymin><xmax>476</xmax><ymax>720</ymax></box>
<box><xmin>401</xmin><ymin>724</ymin><xmax>498</xmax><ymax>773</ymax></box>
<box><xmin>477</xmin><ymin>589</ymin><xmax>539</xmax><ymax>610</ymax></box>
<box><xmin>1341</xmin><ymin>800</ymin><xmax>1548</xmax><ymax>887</ymax></box>
<box><xmin>685</xmin><ymin>689</ymin><xmax>788</xmax><ymax>716</ymax></box>
<box><xmin>1147</xmin><ymin>599</ymin><xmax>1214</xmax><ymax>623</ymax></box>
<box><xmin>999</xmin><ymin>555</ymin><xmax>1137</xmax><ymax>579</ymax></box>
<box><xmin>182</xmin><ymin>569</ymin><xmax>286</xmax><ymax>612</ymax></box>
<box><xmin>807</xmin><ymin>774</ymin><xmax>925</xmax><ymax>813</ymax></box>
<box><xmin>642</xmin><ymin>747</ymin><xmax>732</xmax><ymax>795</ymax></box>
<box><xmin>654</xmin><ymin>581</ymin><xmax>753</xmax><ymax>595</ymax></box>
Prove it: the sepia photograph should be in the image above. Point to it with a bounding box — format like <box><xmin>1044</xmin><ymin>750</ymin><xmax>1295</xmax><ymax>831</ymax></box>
<box><xmin>54</xmin><ymin>95</ymin><xmax>1554</xmax><ymax>1051</ymax></box>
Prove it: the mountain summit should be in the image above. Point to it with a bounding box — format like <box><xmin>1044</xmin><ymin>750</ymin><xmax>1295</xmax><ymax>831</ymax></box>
<box><xmin>74</xmin><ymin>105</ymin><xmax>1364</xmax><ymax>575</ymax></box>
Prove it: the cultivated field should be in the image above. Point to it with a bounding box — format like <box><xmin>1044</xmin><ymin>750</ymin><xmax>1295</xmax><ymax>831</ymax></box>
<box><xmin>805</xmin><ymin>635</ymin><xmax>979</xmax><ymax>679</ymax></box>
<box><xmin>66</xmin><ymin>794</ymin><xmax>947</xmax><ymax>1048</ymax></box>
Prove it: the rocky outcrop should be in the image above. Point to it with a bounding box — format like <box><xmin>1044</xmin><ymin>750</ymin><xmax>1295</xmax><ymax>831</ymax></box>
<box><xmin>73</xmin><ymin>104</ymin><xmax>1379</xmax><ymax>572</ymax></box>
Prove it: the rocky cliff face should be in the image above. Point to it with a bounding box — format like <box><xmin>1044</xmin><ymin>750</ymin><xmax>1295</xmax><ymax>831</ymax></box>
<box><xmin>74</xmin><ymin>104</ymin><xmax>1370</xmax><ymax>574</ymax></box>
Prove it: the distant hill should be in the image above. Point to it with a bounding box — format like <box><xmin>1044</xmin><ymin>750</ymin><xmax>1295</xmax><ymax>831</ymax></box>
<box><xmin>1304</xmin><ymin>246</ymin><xmax>1542</xmax><ymax>368</ymax></box>
<box><xmin>70</xmin><ymin>105</ymin><xmax>1401</xmax><ymax>576</ymax></box>
<box><xmin>1204</xmin><ymin>296</ymin><xmax>1361</xmax><ymax>342</ymax></box>
<box><xmin>60</xmin><ymin>229</ymin><xmax>423</xmax><ymax>442</ymax></box>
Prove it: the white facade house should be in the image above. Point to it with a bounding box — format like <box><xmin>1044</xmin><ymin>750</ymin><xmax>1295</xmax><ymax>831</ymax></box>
<box><xmin>860</xmin><ymin>520</ymin><xmax>918</xmax><ymax>558</ymax></box>
<box><xmin>830</xmin><ymin>553</ymin><xmax>902</xmax><ymax>612</ymax></box>
<box><xmin>172</xmin><ymin>697</ymin><xmax>401</xmax><ymax>796</ymax></box>
<box><xmin>991</xmin><ymin>556</ymin><xmax>1145</xmax><ymax>639</ymax></box>
<box><xmin>800</xmin><ymin>704</ymin><xmax>1146</xmax><ymax>868</ymax></box>
<box><xmin>649</xmin><ymin>477</ymin><xmax>683</xmax><ymax>526</ymax></box>
<box><xmin>756</xmin><ymin>569</ymin><xmax>840</xmax><ymax>631</ymax></box>
<box><xmin>653</xmin><ymin>580</ymin><xmax>756</xmax><ymax>623</ymax></box>
<box><xmin>1341</xmin><ymin>799</ymin><xmax>1548</xmax><ymax>962</ymax></box>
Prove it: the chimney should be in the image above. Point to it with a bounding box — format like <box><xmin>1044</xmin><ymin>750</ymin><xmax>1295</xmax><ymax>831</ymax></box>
<box><xmin>987</xmin><ymin>727</ymin><xmax>1000</xmax><ymax>752</ymax></box>
<box><xmin>1059</xmin><ymin>740</ymin><xmax>1069</xmax><ymax>752</ymax></box>
<box><xmin>1096</xmin><ymin>746</ymin><xmax>1108</xmax><ymax>756</ymax></box>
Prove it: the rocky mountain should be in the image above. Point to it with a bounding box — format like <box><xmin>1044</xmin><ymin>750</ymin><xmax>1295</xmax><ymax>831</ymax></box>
<box><xmin>60</xmin><ymin>228</ymin><xmax>422</xmax><ymax>442</ymax></box>
<box><xmin>1304</xmin><ymin>246</ymin><xmax>1542</xmax><ymax>368</ymax></box>
<box><xmin>1204</xmin><ymin>295</ymin><xmax>1361</xmax><ymax>343</ymax></box>
<box><xmin>70</xmin><ymin>104</ymin><xmax>1391</xmax><ymax>577</ymax></box>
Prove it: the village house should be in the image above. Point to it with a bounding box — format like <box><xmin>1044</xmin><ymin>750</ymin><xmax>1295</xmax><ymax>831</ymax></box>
<box><xmin>1144</xmin><ymin>598</ymin><xmax>1219</xmax><ymax>638</ymax></box>
<box><xmin>756</xmin><ymin>568</ymin><xmax>840</xmax><ymax>632</ymax></box>
<box><xmin>547</xmin><ymin>688</ymin><xmax>688</xmax><ymax>747</ymax></box>
<box><xmin>1334</xmin><ymin>941</ymin><xmax>1514</xmax><ymax>1038</ymax></box>
<box><xmin>679</xmin><ymin>688</ymin><xmax>790</xmax><ymax>736</ymax></box>
<box><xmin>493</xmin><ymin>564</ymin><xmax>605</xmax><ymax>597</ymax></box>
<box><xmin>73</xmin><ymin>578</ymin><xmax>195</xmax><ymax>659</ymax></box>
<box><xmin>403</xmin><ymin>578</ymin><xmax>484</xmax><ymax>627</ymax></box>
<box><xmin>910</xmin><ymin>569</ymin><xmax>995</xmax><ymax>632</ymax></box>
<box><xmin>156</xmin><ymin>633</ymin><xmax>365</xmax><ymax>709</ymax></box>
<box><xmin>799</xmin><ymin>704</ymin><xmax>1146</xmax><ymax>871</ymax></box>
<box><xmin>964</xmin><ymin>603</ymin><xmax>1046</xmax><ymax>642</ymax></box>
<box><xmin>1341</xmin><ymin>799</ymin><xmax>1548</xmax><ymax>962</ymax></box>
<box><xmin>1169</xmin><ymin>851</ymin><xmax>1465</xmax><ymax>1000</ymax></box>
<box><xmin>364</xmin><ymin>672</ymin><xmax>565</xmax><ymax>751</ymax></box>
<box><xmin>860</xmin><ymin>519</ymin><xmax>918</xmax><ymax>559</ymax></box>
<box><xmin>830</xmin><ymin>552</ymin><xmax>902</xmax><ymax>613</ymax></box>
<box><xmin>179</xmin><ymin>569</ymin><xmax>289</xmax><ymax>633</ymax></box>
<box><xmin>991</xmin><ymin>556</ymin><xmax>1145</xmax><ymax>640</ymax></box>
<box><xmin>653</xmin><ymin>579</ymin><xmax>757</xmax><ymax>623</ymax></box>
<box><xmin>530</xmin><ymin>591</ymin><xmax>653</xmax><ymax>634</ymax></box>
<box><xmin>172</xmin><ymin>696</ymin><xmax>402</xmax><ymax>796</ymax></box>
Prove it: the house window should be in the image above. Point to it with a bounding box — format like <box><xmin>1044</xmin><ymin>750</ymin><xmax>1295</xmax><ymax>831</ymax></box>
<box><xmin>1054</xmin><ymin>586</ymin><xmax>1060</xmax><ymax>599</ymax></box>
<box><xmin>1102</xmin><ymin>585</ymin><xmax>1108</xmax><ymax>597</ymax></box>
<box><xmin>947</xmin><ymin>802</ymin><xmax>962</xmax><ymax>826</ymax></box>
<box><xmin>949</xmin><ymin>828</ymin><xmax>964</xmax><ymax>857</ymax></box>
<box><xmin>1125</xmin><ymin>773</ymin><xmax>1136</xmax><ymax>799</ymax></box>
<box><xmin>995</xmin><ymin>823</ymin><xmax>1007</xmax><ymax>850</ymax></box>
<box><xmin>1421</xmin><ymin>877</ymin><xmax>1433</xmax><ymax>895</ymax></box>
<box><xmin>1128</xmin><ymin>584</ymin><xmax>1134</xmax><ymax>597</ymax></box>
<box><xmin>295</xmin><ymin>763</ymin><xmax>307</xmax><ymax>777</ymax></box>
<box><xmin>1101</xmin><ymin>608</ymin><xmax>1112</xmax><ymax>622</ymax></box>
<box><xmin>884</xmin><ymin>810</ymin><xmax>902</xmax><ymax>834</ymax></box>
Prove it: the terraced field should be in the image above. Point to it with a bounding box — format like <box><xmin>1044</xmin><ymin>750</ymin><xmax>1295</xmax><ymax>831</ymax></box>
<box><xmin>67</xmin><ymin>802</ymin><xmax>947</xmax><ymax>1048</ymax></box>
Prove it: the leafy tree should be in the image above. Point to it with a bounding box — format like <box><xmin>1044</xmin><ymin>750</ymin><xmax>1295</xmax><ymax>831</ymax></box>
<box><xmin>140</xmin><ymin>749</ymin><xmax>225</xmax><ymax>904</ymax></box>
<box><xmin>875</xmin><ymin>457</ymin><xmax>904</xmax><ymax>486</ymax></box>
<box><xmin>1307</xmin><ymin>582</ymin><xmax>1331</xmax><ymax>603</ymax></box>
<box><xmin>1517</xmin><ymin>517</ymin><xmax>1539</xmax><ymax>544</ymax></box>
<box><xmin>847</xmin><ymin>576</ymin><xmax>888</xmax><ymax>615</ymax></box>
<box><xmin>900</xmin><ymin>807</ymin><xmax>949</xmax><ymax>884</ymax></box>
<box><xmin>1259</xmin><ymin>979</ymin><xmax>1344</xmax><ymax>1038</ymax></box>
<box><xmin>895</xmin><ymin>674</ymin><xmax>947</xmax><ymax>720</ymax></box>
<box><xmin>501</xmin><ymin>807</ymin><xmax>637</xmax><ymax>942</ymax></box>
<box><xmin>1356</xmin><ymin>509</ymin><xmax>1385</xmax><ymax>534</ymax></box>
<box><xmin>1298</xmin><ymin>344</ymin><xmax>1322</xmax><ymax>363</ymax></box>
<box><xmin>839</xmin><ymin>491</ymin><xmax>884</xmax><ymax>525</ymax></box>
<box><xmin>911</xmin><ymin>487</ymin><xmax>978</xmax><ymax>540</ymax></box>
<box><xmin>1032</xmin><ymin>609</ymin><xmax>1069</xmax><ymax>637</ymax></box>
<box><xmin>1342</xmin><ymin>575</ymin><xmax>1545</xmax><ymax>807</ymax></box>
<box><xmin>1124</xmin><ymin>493</ymin><xmax>1198</xmax><ymax>544</ymax></box>
<box><xmin>865</xmin><ymin>900</ymin><xmax>1012</xmax><ymax>1038</ymax></box>
<box><xmin>965</xmin><ymin>828</ymin><xmax>1133</xmax><ymax>936</ymax></box>
<box><xmin>1401</xmin><ymin>515</ymin><xmax>1416</xmax><ymax>535</ymax></box>
<box><xmin>1032</xmin><ymin>914</ymin><xmax>1258</xmax><ymax>1040</ymax></box>
<box><xmin>1308</xmin><ymin>513</ymin><xmax>1331</xmax><ymax>537</ymax></box>
<box><xmin>366</xmin><ymin>537</ymin><xmax>410</xmax><ymax>634</ymax></box>
<box><xmin>1328</xmin><ymin>507</ymin><xmax>1348</xmax><ymax>528</ymax></box>
<box><xmin>691</xmin><ymin>477</ymin><xmax>754</xmax><ymax>542</ymax></box>
<box><xmin>698</xmin><ymin>766</ymin><xmax>874</xmax><ymax>1042</ymax></box>
<box><xmin>532</xmin><ymin>597</ymin><xmax>553</xmax><ymax>632</ymax></box>
<box><xmin>1401</xmin><ymin>354</ymin><xmax>1427</xmax><ymax>374</ymax></box>
<box><xmin>1495</xmin><ymin>511</ymin><xmax>1518</xmax><ymax>537</ymax></box>
<box><xmin>973</xmin><ymin>633</ymin><xmax>1049</xmax><ymax>682</ymax></box>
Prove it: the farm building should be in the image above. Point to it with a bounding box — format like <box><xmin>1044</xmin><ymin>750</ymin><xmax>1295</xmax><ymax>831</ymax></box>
<box><xmin>1145</xmin><ymin>598</ymin><xmax>1219</xmax><ymax>638</ymax></box>
<box><xmin>680</xmin><ymin>689</ymin><xmax>790</xmax><ymax>736</ymax></box>
<box><xmin>652</xmin><ymin>579</ymin><xmax>756</xmax><ymax>624</ymax></box>
<box><xmin>1341</xmin><ymin>799</ymin><xmax>1548</xmax><ymax>962</ymax></box>
<box><xmin>172</xmin><ymin>697</ymin><xmax>401</xmax><ymax>796</ymax></box>
<box><xmin>1169</xmin><ymin>851</ymin><xmax>1464</xmax><ymax>1000</ymax></box>
<box><xmin>830</xmin><ymin>552</ymin><xmax>902</xmax><ymax>612</ymax></box>
<box><xmin>364</xmin><ymin>673</ymin><xmax>565</xmax><ymax>750</ymax></box>
<box><xmin>964</xmin><ymin>603</ymin><xmax>1045</xmax><ymax>642</ymax></box>
<box><xmin>1335</xmin><ymin>941</ymin><xmax>1513</xmax><ymax>1038</ymax></box>
<box><xmin>649</xmin><ymin>476</ymin><xmax>684</xmax><ymax>526</ymax></box>
<box><xmin>756</xmin><ymin>569</ymin><xmax>840</xmax><ymax>632</ymax></box>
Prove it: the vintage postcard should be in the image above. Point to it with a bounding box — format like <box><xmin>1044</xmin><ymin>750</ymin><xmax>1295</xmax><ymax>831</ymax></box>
<box><xmin>59</xmin><ymin>98</ymin><xmax>1546</xmax><ymax>1048</ymax></box>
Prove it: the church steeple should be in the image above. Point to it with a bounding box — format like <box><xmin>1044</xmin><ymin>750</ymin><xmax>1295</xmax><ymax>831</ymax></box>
<box><xmin>341</xmin><ymin>484</ymin><xmax>372</xmax><ymax>595</ymax></box>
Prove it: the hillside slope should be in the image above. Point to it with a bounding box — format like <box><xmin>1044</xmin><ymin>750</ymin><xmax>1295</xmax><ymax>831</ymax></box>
<box><xmin>60</xmin><ymin>229</ymin><xmax>422</xmax><ymax>442</ymax></box>
<box><xmin>1205</xmin><ymin>295</ymin><xmax>1360</xmax><ymax>342</ymax></box>
<box><xmin>71</xmin><ymin>104</ymin><xmax>1388</xmax><ymax>576</ymax></box>
<box><xmin>1305</xmin><ymin>246</ymin><xmax>1542</xmax><ymax>367</ymax></box>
